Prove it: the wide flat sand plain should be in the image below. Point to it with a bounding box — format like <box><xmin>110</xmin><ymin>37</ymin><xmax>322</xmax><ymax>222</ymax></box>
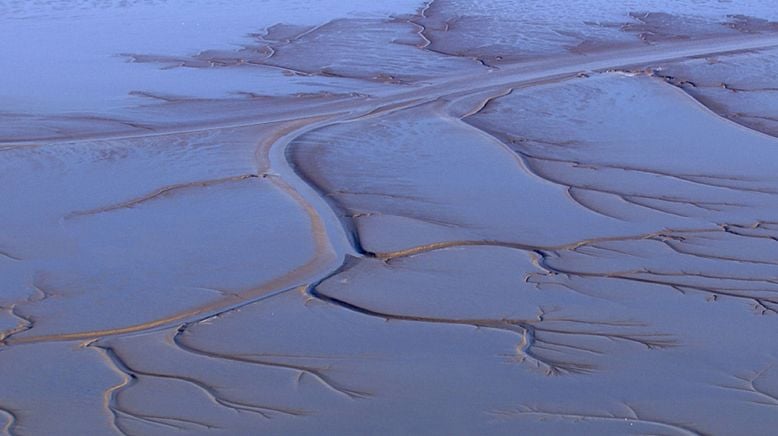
<box><xmin>2</xmin><ymin>1</ymin><xmax>778</xmax><ymax>434</ymax></box>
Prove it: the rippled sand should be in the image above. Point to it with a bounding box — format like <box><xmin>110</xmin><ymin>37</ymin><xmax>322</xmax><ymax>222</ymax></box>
<box><xmin>2</xmin><ymin>1</ymin><xmax>778</xmax><ymax>434</ymax></box>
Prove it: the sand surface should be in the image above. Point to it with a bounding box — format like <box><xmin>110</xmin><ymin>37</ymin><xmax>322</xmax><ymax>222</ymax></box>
<box><xmin>2</xmin><ymin>1</ymin><xmax>778</xmax><ymax>434</ymax></box>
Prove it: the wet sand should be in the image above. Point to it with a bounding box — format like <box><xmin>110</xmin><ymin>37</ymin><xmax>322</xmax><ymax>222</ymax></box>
<box><xmin>2</xmin><ymin>1</ymin><xmax>778</xmax><ymax>434</ymax></box>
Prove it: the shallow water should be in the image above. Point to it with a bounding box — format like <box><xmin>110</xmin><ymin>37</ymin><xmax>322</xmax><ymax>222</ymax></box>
<box><xmin>2</xmin><ymin>1</ymin><xmax>778</xmax><ymax>435</ymax></box>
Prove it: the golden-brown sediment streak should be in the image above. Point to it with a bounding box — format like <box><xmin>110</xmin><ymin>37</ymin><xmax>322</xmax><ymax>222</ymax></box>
<box><xmin>253</xmin><ymin>114</ymin><xmax>339</xmax><ymax>253</ymax></box>
<box><xmin>368</xmin><ymin>225</ymin><xmax>724</xmax><ymax>261</ymax></box>
<box><xmin>63</xmin><ymin>174</ymin><xmax>260</xmax><ymax>220</ymax></box>
<box><xmin>0</xmin><ymin>305</ymin><xmax>33</xmax><ymax>344</ymax></box>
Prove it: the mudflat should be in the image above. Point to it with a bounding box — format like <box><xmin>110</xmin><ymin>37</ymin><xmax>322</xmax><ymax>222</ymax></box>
<box><xmin>2</xmin><ymin>1</ymin><xmax>778</xmax><ymax>434</ymax></box>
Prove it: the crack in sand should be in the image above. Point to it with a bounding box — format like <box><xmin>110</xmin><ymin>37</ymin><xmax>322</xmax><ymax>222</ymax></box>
<box><xmin>0</xmin><ymin>405</ymin><xmax>17</xmax><ymax>436</ymax></box>
<box><xmin>531</xmin><ymin>246</ymin><xmax>778</xmax><ymax>315</ymax></box>
<box><xmin>90</xmin><ymin>341</ymin><xmax>219</xmax><ymax>433</ymax></box>
<box><xmin>0</xmin><ymin>250</ymin><xmax>21</xmax><ymax>262</ymax></box>
<box><xmin>488</xmin><ymin>403</ymin><xmax>703</xmax><ymax>435</ymax></box>
<box><xmin>87</xmin><ymin>341</ymin><xmax>308</xmax><ymax>422</ymax></box>
<box><xmin>173</xmin><ymin>322</ymin><xmax>370</xmax><ymax>399</ymax></box>
<box><xmin>513</xmin><ymin>140</ymin><xmax>778</xmax><ymax>196</ymax></box>
<box><xmin>306</xmin><ymin>278</ymin><xmax>673</xmax><ymax>376</ymax></box>
<box><xmin>717</xmin><ymin>365</ymin><xmax>778</xmax><ymax>407</ymax></box>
